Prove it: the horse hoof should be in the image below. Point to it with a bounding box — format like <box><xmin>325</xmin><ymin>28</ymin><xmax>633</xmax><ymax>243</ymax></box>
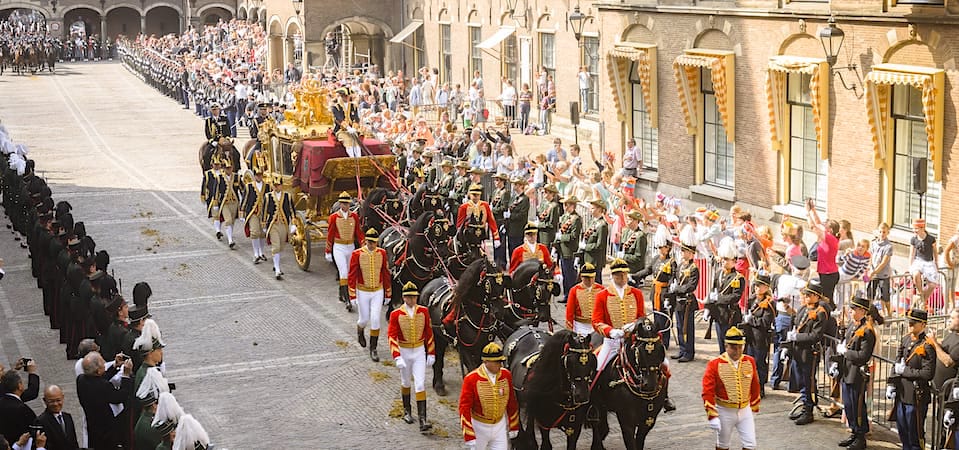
<box><xmin>434</xmin><ymin>385</ymin><xmax>448</xmax><ymax>396</ymax></box>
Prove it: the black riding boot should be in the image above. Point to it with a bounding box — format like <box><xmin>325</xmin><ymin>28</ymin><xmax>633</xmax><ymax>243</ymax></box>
<box><xmin>401</xmin><ymin>393</ymin><xmax>414</xmax><ymax>424</ymax></box>
<box><xmin>339</xmin><ymin>285</ymin><xmax>348</xmax><ymax>303</ymax></box>
<box><xmin>357</xmin><ymin>326</ymin><xmax>367</xmax><ymax>348</ymax></box>
<box><xmin>838</xmin><ymin>433</ymin><xmax>856</xmax><ymax>447</ymax></box>
<box><xmin>846</xmin><ymin>434</ymin><xmax>866</xmax><ymax>450</ymax></box>
<box><xmin>369</xmin><ymin>335</ymin><xmax>380</xmax><ymax>362</ymax></box>
<box><xmin>794</xmin><ymin>405</ymin><xmax>814</xmax><ymax>425</ymax></box>
<box><xmin>417</xmin><ymin>399</ymin><xmax>432</xmax><ymax>432</ymax></box>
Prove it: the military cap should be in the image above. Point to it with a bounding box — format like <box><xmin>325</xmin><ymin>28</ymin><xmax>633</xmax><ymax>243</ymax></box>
<box><xmin>754</xmin><ymin>272</ymin><xmax>772</xmax><ymax>287</ymax></box>
<box><xmin>589</xmin><ymin>198</ymin><xmax>607</xmax><ymax>210</ymax></box>
<box><xmin>610</xmin><ymin>258</ymin><xmax>630</xmax><ymax>274</ymax></box>
<box><xmin>850</xmin><ymin>294</ymin><xmax>871</xmax><ymax>311</ymax></box>
<box><xmin>627</xmin><ymin>210</ymin><xmax>644</xmax><ymax>221</ymax></box>
<box><xmin>209</xmin><ymin>102</ymin><xmax>222</xmax><ymax>109</ymax></box>
<box><xmin>365</xmin><ymin>228</ymin><xmax>379</xmax><ymax>241</ymax></box>
<box><xmin>402</xmin><ymin>281</ymin><xmax>419</xmax><ymax>297</ymax></box>
<box><xmin>524</xmin><ymin>222</ymin><xmax>538</xmax><ymax>234</ymax></box>
<box><xmin>455</xmin><ymin>161</ymin><xmax>470</xmax><ymax>169</ymax></box>
<box><xmin>338</xmin><ymin>191</ymin><xmax>352</xmax><ymax>203</ymax></box>
<box><xmin>510</xmin><ymin>176</ymin><xmax>528</xmax><ymax>185</ymax></box>
<box><xmin>725</xmin><ymin>326</ymin><xmax>746</xmax><ymax>345</ymax></box>
<box><xmin>579</xmin><ymin>263</ymin><xmax>596</xmax><ymax>278</ymax></box>
<box><xmin>561</xmin><ymin>195</ymin><xmax>580</xmax><ymax>204</ymax></box>
<box><xmin>469</xmin><ymin>167</ymin><xmax>485</xmax><ymax>175</ymax></box>
<box><xmin>481</xmin><ymin>342</ymin><xmax>506</xmax><ymax>361</ymax></box>
<box><xmin>468</xmin><ymin>183</ymin><xmax>483</xmax><ymax>194</ymax></box>
<box><xmin>440</xmin><ymin>160</ymin><xmax>453</xmax><ymax>168</ymax></box>
<box><xmin>543</xmin><ymin>184</ymin><xmax>559</xmax><ymax>194</ymax></box>
<box><xmin>802</xmin><ymin>278</ymin><xmax>825</xmax><ymax>299</ymax></box>
<box><xmin>492</xmin><ymin>173</ymin><xmax>510</xmax><ymax>181</ymax></box>
<box><xmin>907</xmin><ymin>308</ymin><xmax>928</xmax><ymax>323</ymax></box>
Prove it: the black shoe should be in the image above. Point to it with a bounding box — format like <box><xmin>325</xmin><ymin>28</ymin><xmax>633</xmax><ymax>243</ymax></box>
<box><xmin>788</xmin><ymin>408</ymin><xmax>804</xmax><ymax>420</ymax></box>
<box><xmin>417</xmin><ymin>400</ymin><xmax>432</xmax><ymax>432</ymax></box>
<box><xmin>216</xmin><ymin>231</ymin><xmax>223</xmax><ymax>240</ymax></box>
<box><xmin>677</xmin><ymin>357</ymin><xmax>693</xmax><ymax>363</ymax></box>
<box><xmin>847</xmin><ymin>435</ymin><xmax>866</xmax><ymax>450</ymax></box>
<box><xmin>670</xmin><ymin>354</ymin><xmax>682</xmax><ymax>360</ymax></box>
<box><xmin>402</xmin><ymin>394</ymin><xmax>414</xmax><ymax>424</ymax></box>
<box><xmin>357</xmin><ymin>327</ymin><xmax>367</xmax><ymax>348</ymax></box>
<box><xmin>229</xmin><ymin>242</ymin><xmax>236</xmax><ymax>249</ymax></box>
<box><xmin>663</xmin><ymin>397</ymin><xmax>676</xmax><ymax>413</ymax></box>
<box><xmin>794</xmin><ymin>406</ymin><xmax>814</xmax><ymax>425</ymax></box>
<box><xmin>370</xmin><ymin>336</ymin><xmax>380</xmax><ymax>362</ymax></box>
<box><xmin>838</xmin><ymin>434</ymin><xmax>856</xmax><ymax>447</ymax></box>
<box><xmin>772</xmin><ymin>383</ymin><xmax>783</xmax><ymax>391</ymax></box>
<box><xmin>253</xmin><ymin>257</ymin><xmax>260</xmax><ymax>264</ymax></box>
<box><xmin>275</xmin><ymin>272</ymin><xmax>283</xmax><ymax>280</ymax></box>
<box><xmin>346</xmin><ymin>302</ymin><xmax>353</xmax><ymax>312</ymax></box>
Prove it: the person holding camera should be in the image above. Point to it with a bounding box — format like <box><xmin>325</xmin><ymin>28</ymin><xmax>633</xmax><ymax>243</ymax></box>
<box><xmin>0</xmin><ymin>369</ymin><xmax>38</xmax><ymax>447</ymax></box>
<box><xmin>888</xmin><ymin>309</ymin><xmax>935</xmax><ymax>450</ymax></box>
<box><xmin>77</xmin><ymin>351</ymin><xmax>134</xmax><ymax>450</ymax></box>
<box><xmin>834</xmin><ymin>295</ymin><xmax>881</xmax><ymax>450</ymax></box>
<box><xmin>0</xmin><ymin>358</ymin><xmax>39</xmax><ymax>402</ymax></box>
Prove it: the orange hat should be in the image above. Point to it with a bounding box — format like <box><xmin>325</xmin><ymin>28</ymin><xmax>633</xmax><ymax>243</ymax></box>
<box><xmin>913</xmin><ymin>217</ymin><xmax>926</xmax><ymax>228</ymax></box>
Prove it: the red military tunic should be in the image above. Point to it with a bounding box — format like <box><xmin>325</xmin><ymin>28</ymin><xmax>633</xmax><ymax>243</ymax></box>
<box><xmin>456</xmin><ymin>200</ymin><xmax>499</xmax><ymax>240</ymax></box>
<box><xmin>326</xmin><ymin>210</ymin><xmax>363</xmax><ymax>252</ymax></box>
<box><xmin>591</xmin><ymin>285</ymin><xmax>646</xmax><ymax>337</ymax></box>
<box><xmin>347</xmin><ymin>246</ymin><xmax>391</xmax><ymax>299</ymax></box>
<box><xmin>508</xmin><ymin>243</ymin><xmax>554</xmax><ymax>274</ymax></box>
<box><xmin>459</xmin><ymin>365</ymin><xmax>520</xmax><ymax>442</ymax></box>
<box><xmin>565</xmin><ymin>282</ymin><xmax>604</xmax><ymax>330</ymax></box>
<box><xmin>387</xmin><ymin>304</ymin><xmax>436</xmax><ymax>358</ymax></box>
<box><xmin>701</xmin><ymin>353</ymin><xmax>762</xmax><ymax>419</ymax></box>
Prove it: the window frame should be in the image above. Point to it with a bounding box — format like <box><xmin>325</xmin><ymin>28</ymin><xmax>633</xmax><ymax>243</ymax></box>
<box><xmin>701</xmin><ymin>68</ymin><xmax>735</xmax><ymax>188</ymax></box>
<box><xmin>891</xmin><ymin>84</ymin><xmax>940</xmax><ymax>235</ymax></box>
<box><xmin>785</xmin><ymin>72</ymin><xmax>827</xmax><ymax>208</ymax></box>
<box><xmin>539</xmin><ymin>32</ymin><xmax>555</xmax><ymax>82</ymax></box>
<box><xmin>439</xmin><ymin>23</ymin><xmax>452</xmax><ymax>85</ymax></box>
<box><xmin>580</xmin><ymin>35</ymin><xmax>600</xmax><ymax>114</ymax></box>
<box><xmin>502</xmin><ymin>33</ymin><xmax>518</xmax><ymax>88</ymax></box>
<box><xmin>469</xmin><ymin>25</ymin><xmax>483</xmax><ymax>78</ymax></box>
<box><xmin>629</xmin><ymin>60</ymin><xmax>658</xmax><ymax>171</ymax></box>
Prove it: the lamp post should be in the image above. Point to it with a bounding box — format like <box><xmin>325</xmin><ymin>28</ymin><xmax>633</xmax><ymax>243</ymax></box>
<box><xmin>818</xmin><ymin>16</ymin><xmax>863</xmax><ymax>97</ymax></box>
<box><xmin>291</xmin><ymin>0</ymin><xmax>303</xmax><ymax>16</ymax></box>
<box><xmin>568</xmin><ymin>5</ymin><xmax>590</xmax><ymax>47</ymax></box>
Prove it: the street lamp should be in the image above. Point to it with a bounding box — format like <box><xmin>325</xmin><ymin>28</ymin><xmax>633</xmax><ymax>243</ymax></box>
<box><xmin>818</xmin><ymin>16</ymin><xmax>844</xmax><ymax>67</ymax></box>
<box><xmin>568</xmin><ymin>5</ymin><xmax>591</xmax><ymax>47</ymax></box>
<box><xmin>505</xmin><ymin>0</ymin><xmax>517</xmax><ymax>16</ymax></box>
<box><xmin>291</xmin><ymin>0</ymin><xmax>303</xmax><ymax>16</ymax></box>
<box><xmin>51</xmin><ymin>0</ymin><xmax>58</xmax><ymax>13</ymax></box>
<box><xmin>817</xmin><ymin>16</ymin><xmax>863</xmax><ymax>97</ymax></box>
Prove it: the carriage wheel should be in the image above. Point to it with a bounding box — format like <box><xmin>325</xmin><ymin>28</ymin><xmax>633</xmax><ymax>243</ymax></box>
<box><xmin>291</xmin><ymin>213</ymin><xmax>311</xmax><ymax>270</ymax></box>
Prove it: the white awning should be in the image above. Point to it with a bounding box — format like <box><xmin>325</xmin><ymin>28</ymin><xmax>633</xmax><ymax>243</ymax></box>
<box><xmin>476</xmin><ymin>27</ymin><xmax>515</xmax><ymax>50</ymax></box>
<box><xmin>389</xmin><ymin>20</ymin><xmax>423</xmax><ymax>43</ymax></box>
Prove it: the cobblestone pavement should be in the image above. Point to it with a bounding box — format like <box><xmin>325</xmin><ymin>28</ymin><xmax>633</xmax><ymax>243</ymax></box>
<box><xmin>0</xmin><ymin>63</ymin><xmax>905</xmax><ymax>449</ymax></box>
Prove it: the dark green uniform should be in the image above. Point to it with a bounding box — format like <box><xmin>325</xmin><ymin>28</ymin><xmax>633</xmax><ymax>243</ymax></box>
<box><xmin>620</xmin><ymin>227</ymin><xmax>648</xmax><ymax>274</ymax></box>
<box><xmin>535</xmin><ymin>199</ymin><xmax>561</xmax><ymax>247</ymax></box>
<box><xmin>135</xmin><ymin>410</ymin><xmax>161</xmax><ymax>450</ymax></box>
<box><xmin>582</xmin><ymin>216</ymin><xmax>608</xmax><ymax>282</ymax></box>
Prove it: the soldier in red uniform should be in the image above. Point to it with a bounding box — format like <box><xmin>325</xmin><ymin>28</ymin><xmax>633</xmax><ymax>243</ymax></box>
<box><xmin>327</xmin><ymin>191</ymin><xmax>364</xmax><ymax>310</ymax></box>
<box><xmin>702</xmin><ymin>327</ymin><xmax>761</xmax><ymax>450</ymax></box>
<box><xmin>508</xmin><ymin>222</ymin><xmax>553</xmax><ymax>275</ymax></box>
<box><xmin>387</xmin><ymin>281</ymin><xmax>436</xmax><ymax>431</ymax></box>
<box><xmin>564</xmin><ymin>263</ymin><xmax>603</xmax><ymax>336</ymax></box>
<box><xmin>592</xmin><ymin>258</ymin><xmax>646</xmax><ymax>370</ymax></box>
<box><xmin>459</xmin><ymin>342</ymin><xmax>520</xmax><ymax>450</ymax></box>
<box><xmin>456</xmin><ymin>183</ymin><xmax>501</xmax><ymax>249</ymax></box>
<box><xmin>348</xmin><ymin>228</ymin><xmax>392</xmax><ymax>362</ymax></box>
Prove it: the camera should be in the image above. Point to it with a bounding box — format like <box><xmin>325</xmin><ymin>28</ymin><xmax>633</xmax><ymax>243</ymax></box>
<box><xmin>117</xmin><ymin>354</ymin><xmax>130</xmax><ymax>361</ymax></box>
<box><xmin>168</xmin><ymin>382</ymin><xmax>176</xmax><ymax>391</ymax></box>
<box><xmin>27</xmin><ymin>424</ymin><xmax>42</xmax><ymax>440</ymax></box>
<box><xmin>18</xmin><ymin>357</ymin><xmax>32</xmax><ymax>369</ymax></box>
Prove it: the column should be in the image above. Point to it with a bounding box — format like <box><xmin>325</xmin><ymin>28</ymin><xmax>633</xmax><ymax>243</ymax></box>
<box><xmin>282</xmin><ymin>37</ymin><xmax>289</xmax><ymax>71</ymax></box>
<box><xmin>141</xmin><ymin>15</ymin><xmax>147</xmax><ymax>34</ymax></box>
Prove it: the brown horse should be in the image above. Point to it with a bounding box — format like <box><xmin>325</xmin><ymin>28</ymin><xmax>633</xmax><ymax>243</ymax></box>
<box><xmin>13</xmin><ymin>43</ymin><xmax>39</xmax><ymax>75</ymax></box>
<box><xmin>198</xmin><ymin>138</ymin><xmax>240</xmax><ymax>173</ymax></box>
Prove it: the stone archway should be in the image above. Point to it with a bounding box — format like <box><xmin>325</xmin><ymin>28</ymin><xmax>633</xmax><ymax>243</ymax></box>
<box><xmin>248</xmin><ymin>7</ymin><xmax>259</xmax><ymax>23</ymax></box>
<box><xmin>144</xmin><ymin>5</ymin><xmax>180</xmax><ymax>36</ymax></box>
<box><xmin>286</xmin><ymin>20</ymin><xmax>303</xmax><ymax>69</ymax></box>
<box><xmin>62</xmin><ymin>7</ymin><xmax>103</xmax><ymax>40</ymax></box>
<box><xmin>105</xmin><ymin>6</ymin><xmax>140</xmax><ymax>39</ymax></box>
<box><xmin>200</xmin><ymin>6</ymin><xmax>232</xmax><ymax>24</ymax></box>
<box><xmin>0</xmin><ymin>7</ymin><xmax>47</xmax><ymax>33</ymax></box>
<box><xmin>268</xmin><ymin>16</ymin><xmax>284</xmax><ymax>72</ymax></box>
<box><xmin>237</xmin><ymin>7</ymin><xmax>247</xmax><ymax>21</ymax></box>
<box><xmin>321</xmin><ymin>17</ymin><xmax>392</xmax><ymax>73</ymax></box>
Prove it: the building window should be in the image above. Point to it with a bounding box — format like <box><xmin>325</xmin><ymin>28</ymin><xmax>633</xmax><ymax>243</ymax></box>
<box><xmin>892</xmin><ymin>84</ymin><xmax>941</xmax><ymax>234</ymax></box>
<box><xmin>539</xmin><ymin>32</ymin><xmax>555</xmax><ymax>81</ymax></box>
<box><xmin>629</xmin><ymin>60</ymin><xmax>657</xmax><ymax>171</ymax></box>
<box><xmin>503</xmin><ymin>34</ymin><xmax>518</xmax><ymax>87</ymax></box>
<box><xmin>787</xmin><ymin>72</ymin><xmax>827</xmax><ymax>207</ymax></box>
<box><xmin>440</xmin><ymin>24</ymin><xmax>451</xmax><ymax>84</ymax></box>
<box><xmin>413</xmin><ymin>26</ymin><xmax>425</xmax><ymax>72</ymax></box>
<box><xmin>580</xmin><ymin>36</ymin><xmax>599</xmax><ymax>114</ymax></box>
<box><xmin>702</xmin><ymin>69</ymin><xmax>734</xmax><ymax>188</ymax></box>
<box><xmin>470</xmin><ymin>26</ymin><xmax>483</xmax><ymax>78</ymax></box>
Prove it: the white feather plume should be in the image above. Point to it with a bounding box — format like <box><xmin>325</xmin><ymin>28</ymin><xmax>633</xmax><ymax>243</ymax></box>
<box><xmin>135</xmin><ymin>366</ymin><xmax>170</xmax><ymax>400</ymax></box>
<box><xmin>651</xmin><ymin>224</ymin><xmax>671</xmax><ymax>248</ymax></box>
<box><xmin>9</xmin><ymin>154</ymin><xmax>25</xmax><ymax>176</ymax></box>
<box><xmin>152</xmin><ymin>392</ymin><xmax>185</xmax><ymax>427</ymax></box>
<box><xmin>134</xmin><ymin>318</ymin><xmax>165</xmax><ymax>351</ymax></box>
<box><xmin>679</xmin><ymin>224</ymin><xmax>698</xmax><ymax>247</ymax></box>
<box><xmin>717</xmin><ymin>237</ymin><xmax>740</xmax><ymax>260</ymax></box>
<box><xmin>172</xmin><ymin>414</ymin><xmax>210</xmax><ymax>450</ymax></box>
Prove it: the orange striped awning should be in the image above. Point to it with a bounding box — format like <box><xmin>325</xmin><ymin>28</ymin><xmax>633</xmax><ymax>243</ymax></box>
<box><xmin>864</xmin><ymin>65</ymin><xmax>944</xmax><ymax>181</ymax></box>
<box><xmin>673</xmin><ymin>52</ymin><xmax>734</xmax><ymax>142</ymax></box>
<box><xmin>764</xmin><ymin>56</ymin><xmax>829</xmax><ymax>159</ymax></box>
<box><xmin>606</xmin><ymin>45</ymin><xmax>656</xmax><ymax>128</ymax></box>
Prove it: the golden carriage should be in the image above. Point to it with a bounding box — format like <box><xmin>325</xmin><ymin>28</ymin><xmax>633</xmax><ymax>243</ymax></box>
<box><xmin>253</xmin><ymin>79</ymin><xmax>397</xmax><ymax>270</ymax></box>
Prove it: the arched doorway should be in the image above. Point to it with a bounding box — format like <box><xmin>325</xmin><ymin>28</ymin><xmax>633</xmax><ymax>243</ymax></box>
<box><xmin>105</xmin><ymin>6</ymin><xmax>140</xmax><ymax>39</ymax></box>
<box><xmin>144</xmin><ymin>6</ymin><xmax>180</xmax><ymax>36</ymax></box>
<box><xmin>286</xmin><ymin>20</ymin><xmax>302</xmax><ymax>70</ymax></box>
<box><xmin>200</xmin><ymin>6</ymin><xmax>231</xmax><ymax>25</ymax></box>
<box><xmin>268</xmin><ymin>17</ymin><xmax>283</xmax><ymax>72</ymax></box>
<box><xmin>237</xmin><ymin>7</ymin><xmax>247</xmax><ymax>21</ymax></box>
<box><xmin>63</xmin><ymin>7</ymin><xmax>103</xmax><ymax>40</ymax></box>
<box><xmin>0</xmin><ymin>8</ymin><xmax>47</xmax><ymax>35</ymax></box>
<box><xmin>248</xmin><ymin>7</ymin><xmax>258</xmax><ymax>23</ymax></box>
<box><xmin>322</xmin><ymin>19</ymin><xmax>389</xmax><ymax>74</ymax></box>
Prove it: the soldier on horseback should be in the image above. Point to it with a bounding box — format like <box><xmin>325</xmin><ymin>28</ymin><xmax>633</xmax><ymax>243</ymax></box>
<box><xmin>455</xmin><ymin>183</ymin><xmax>500</xmax><ymax>255</ymax></box>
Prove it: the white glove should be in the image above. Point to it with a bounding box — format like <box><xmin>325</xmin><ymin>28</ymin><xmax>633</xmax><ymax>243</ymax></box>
<box><xmin>289</xmin><ymin>224</ymin><xmax>297</xmax><ymax>234</ymax></box>
<box><xmin>786</xmin><ymin>330</ymin><xmax>798</xmax><ymax>342</ymax></box>
<box><xmin>578</xmin><ymin>240</ymin><xmax>586</xmax><ymax>251</ymax></box>
<box><xmin>945</xmin><ymin>409</ymin><xmax>956</xmax><ymax>428</ymax></box>
<box><xmin>555</xmin><ymin>232</ymin><xmax>563</xmax><ymax>241</ymax></box>
<box><xmin>779</xmin><ymin>348</ymin><xmax>789</xmax><ymax>362</ymax></box>
<box><xmin>885</xmin><ymin>385</ymin><xmax>896</xmax><ymax>400</ymax></box>
<box><xmin>836</xmin><ymin>342</ymin><xmax>847</xmax><ymax>355</ymax></box>
<box><xmin>702</xmin><ymin>309</ymin><xmax>711</xmax><ymax>322</ymax></box>
<box><xmin>894</xmin><ymin>361</ymin><xmax>906</xmax><ymax>375</ymax></box>
<box><xmin>708</xmin><ymin>291</ymin><xmax>719</xmax><ymax>302</ymax></box>
<box><xmin>828</xmin><ymin>362</ymin><xmax>840</xmax><ymax>378</ymax></box>
<box><xmin>394</xmin><ymin>357</ymin><xmax>407</xmax><ymax>369</ymax></box>
<box><xmin>426</xmin><ymin>354</ymin><xmax>436</xmax><ymax>367</ymax></box>
<box><xmin>831</xmin><ymin>309</ymin><xmax>842</xmax><ymax>318</ymax></box>
<box><xmin>708</xmin><ymin>417</ymin><xmax>721</xmax><ymax>432</ymax></box>
<box><xmin>494</xmin><ymin>239</ymin><xmax>501</xmax><ymax>248</ymax></box>
<box><xmin>742</xmin><ymin>312</ymin><xmax>752</xmax><ymax>323</ymax></box>
<box><xmin>325</xmin><ymin>253</ymin><xmax>333</xmax><ymax>263</ymax></box>
<box><xmin>503</xmin><ymin>211</ymin><xmax>511</xmax><ymax>219</ymax></box>
<box><xmin>383</xmin><ymin>296</ymin><xmax>390</xmax><ymax>306</ymax></box>
<box><xmin>953</xmin><ymin>387</ymin><xmax>959</xmax><ymax>400</ymax></box>
<box><xmin>508</xmin><ymin>431</ymin><xmax>519</xmax><ymax>439</ymax></box>
<box><xmin>347</xmin><ymin>126</ymin><xmax>357</xmax><ymax>134</ymax></box>
<box><xmin>616</xmin><ymin>251</ymin><xmax>625</xmax><ymax>259</ymax></box>
<box><xmin>465</xmin><ymin>440</ymin><xmax>476</xmax><ymax>449</ymax></box>
<box><xmin>610</xmin><ymin>329</ymin><xmax>625</xmax><ymax>339</ymax></box>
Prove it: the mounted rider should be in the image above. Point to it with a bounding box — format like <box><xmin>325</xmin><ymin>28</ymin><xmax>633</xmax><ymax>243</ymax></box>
<box><xmin>456</xmin><ymin>183</ymin><xmax>500</xmax><ymax>254</ymax></box>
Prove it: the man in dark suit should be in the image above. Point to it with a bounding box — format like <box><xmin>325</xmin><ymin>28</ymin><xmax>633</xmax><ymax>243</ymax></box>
<box><xmin>0</xmin><ymin>359</ymin><xmax>39</xmax><ymax>402</ymax></box>
<box><xmin>37</xmin><ymin>385</ymin><xmax>79</xmax><ymax>450</ymax></box>
<box><xmin>0</xmin><ymin>370</ymin><xmax>37</xmax><ymax>446</ymax></box>
<box><xmin>76</xmin><ymin>351</ymin><xmax>133</xmax><ymax>450</ymax></box>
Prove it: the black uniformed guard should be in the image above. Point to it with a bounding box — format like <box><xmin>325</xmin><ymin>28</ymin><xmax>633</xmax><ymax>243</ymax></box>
<box><xmin>637</xmin><ymin>228</ymin><xmax>675</xmax><ymax>349</ymax></box>
<box><xmin>204</xmin><ymin>103</ymin><xmax>230</xmax><ymax>146</ymax></box>
<box><xmin>536</xmin><ymin>184</ymin><xmax>561</xmax><ymax>247</ymax></box>
<box><xmin>740</xmin><ymin>273</ymin><xmax>776</xmax><ymax>395</ymax></box>
<box><xmin>201</xmin><ymin>156</ymin><xmax>225</xmax><ymax>239</ymax></box>
<box><xmin>450</xmin><ymin>162</ymin><xmax>471</xmax><ymax>206</ymax></box>
<box><xmin>505</xmin><ymin>177</ymin><xmax>530</xmax><ymax>258</ymax></box>
<box><xmin>555</xmin><ymin>195</ymin><xmax>582</xmax><ymax>300</ymax></box>
<box><xmin>581</xmin><ymin>199</ymin><xmax>609</xmax><ymax>285</ymax></box>
<box><xmin>834</xmin><ymin>294</ymin><xmax>881</xmax><ymax>450</ymax></box>
<box><xmin>669</xmin><ymin>239</ymin><xmax>699</xmax><ymax>362</ymax></box>
<box><xmin>489</xmin><ymin>173</ymin><xmax>511</xmax><ymax>268</ymax></box>
<box><xmin>708</xmin><ymin>240</ymin><xmax>745</xmax><ymax>353</ymax></box>
<box><xmin>888</xmin><ymin>308</ymin><xmax>935</xmax><ymax>450</ymax></box>
<box><xmin>331</xmin><ymin>88</ymin><xmax>359</xmax><ymax>133</ymax></box>
<box><xmin>247</xmin><ymin>102</ymin><xmax>270</xmax><ymax>152</ymax></box>
<box><xmin>786</xmin><ymin>278</ymin><xmax>828</xmax><ymax>426</ymax></box>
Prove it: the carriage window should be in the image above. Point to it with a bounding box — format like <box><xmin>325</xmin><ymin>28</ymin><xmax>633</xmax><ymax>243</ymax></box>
<box><xmin>274</xmin><ymin>142</ymin><xmax>294</xmax><ymax>176</ymax></box>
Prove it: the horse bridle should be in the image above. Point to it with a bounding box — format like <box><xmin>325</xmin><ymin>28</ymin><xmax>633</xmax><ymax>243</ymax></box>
<box><xmin>560</xmin><ymin>344</ymin><xmax>595</xmax><ymax>409</ymax></box>
<box><xmin>611</xmin><ymin>328</ymin><xmax>666</xmax><ymax>399</ymax></box>
<box><xmin>455</xmin><ymin>271</ymin><xmax>506</xmax><ymax>345</ymax></box>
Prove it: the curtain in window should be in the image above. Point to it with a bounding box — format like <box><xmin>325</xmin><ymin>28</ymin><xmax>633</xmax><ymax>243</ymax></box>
<box><xmin>673</xmin><ymin>53</ymin><xmax>732</xmax><ymax>141</ymax></box>
<box><xmin>606</xmin><ymin>46</ymin><xmax>655</xmax><ymax>128</ymax></box>
<box><xmin>764</xmin><ymin>56</ymin><xmax>828</xmax><ymax>159</ymax></box>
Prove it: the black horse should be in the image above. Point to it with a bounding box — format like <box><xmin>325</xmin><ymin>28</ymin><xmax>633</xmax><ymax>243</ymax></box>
<box><xmin>361</xmin><ymin>187</ymin><xmax>406</xmax><ymax>234</ymax></box>
<box><xmin>381</xmin><ymin>210</ymin><xmax>453</xmax><ymax>307</ymax></box>
<box><xmin>420</xmin><ymin>258</ymin><xmax>509</xmax><ymax>396</ymax></box>
<box><xmin>408</xmin><ymin>183</ymin><xmax>444</xmax><ymax>221</ymax></box>
<box><xmin>500</xmin><ymin>260</ymin><xmax>559</xmax><ymax>337</ymax></box>
<box><xmin>506</xmin><ymin>328</ymin><xmax>597</xmax><ymax>450</ymax></box>
<box><xmin>590</xmin><ymin>316</ymin><xmax>668</xmax><ymax>450</ymax></box>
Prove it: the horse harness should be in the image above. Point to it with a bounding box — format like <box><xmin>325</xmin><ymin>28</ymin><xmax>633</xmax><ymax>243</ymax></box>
<box><xmin>609</xmin><ymin>330</ymin><xmax>667</xmax><ymax>400</ymax></box>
